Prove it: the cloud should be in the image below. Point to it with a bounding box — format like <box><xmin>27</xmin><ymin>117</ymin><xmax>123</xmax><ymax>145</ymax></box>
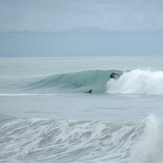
<box><xmin>0</xmin><ymin>0</ymin><xmax>163</xmax><ymax>31</ymax></box>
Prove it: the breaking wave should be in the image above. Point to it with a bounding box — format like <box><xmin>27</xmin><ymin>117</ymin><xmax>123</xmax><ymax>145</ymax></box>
<box><xmin>28</xmin><ymin>69</ymin><xmax>163</xmax><ymax>95</ymax></box>
<box><xmin>107</xmin><ymin>69</ymin><xmax>163</xmax><ymax>96</ymax></box>
<box><xmin>0</xmin><ymin>114</ymin><xmax>163</xmax><ymax>163</ymax></box>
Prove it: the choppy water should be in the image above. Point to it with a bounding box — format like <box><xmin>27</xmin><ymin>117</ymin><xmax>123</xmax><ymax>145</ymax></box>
<box><xmin>0</xmin><ymin>56</ymin><xmax>163</xmax><ymax>163</ymax></box>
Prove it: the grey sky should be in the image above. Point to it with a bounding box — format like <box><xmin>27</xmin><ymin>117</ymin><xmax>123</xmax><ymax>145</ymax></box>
<box><xmin>1</xmin><ymin>0</ymin><xmax>163</xmax><ymax>32</ymax></box>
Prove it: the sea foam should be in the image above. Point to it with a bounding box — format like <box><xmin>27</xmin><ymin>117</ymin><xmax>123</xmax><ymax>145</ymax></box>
<box><xmin>0</xmin><ymin>115</ymin><xmax>163</xmax><ymax>163</ymax></box>
<box><xmin>130</xmin><ymin>114</ymin><xmax>163</xmax><ymax>163</ymax></box>
<box><xmin>107</xmin><ymin>69</ymin><xmax>163</xmax><ymax>95</ymax></box>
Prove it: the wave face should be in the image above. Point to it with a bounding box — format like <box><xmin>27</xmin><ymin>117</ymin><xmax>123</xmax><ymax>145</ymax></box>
<box><xmin>107</xmin><ymin>69</ymin><xmax>163</xmax><ymax>96</ymax></box>
<box><xmin>29</xmin><ymin>70</ymin><xmax>123</xmax><ymax>92</ymax></box>
<box><xmin>0</xmin><ymin>114</ymin><xmax>163</xmax><ymax>163</ymax></box>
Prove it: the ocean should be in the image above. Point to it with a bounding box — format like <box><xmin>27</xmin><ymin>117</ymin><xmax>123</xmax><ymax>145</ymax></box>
<box><xmin>0</xmin><ymin>56</ymin><xmax>163</xmax><ymax>163</ymax></box>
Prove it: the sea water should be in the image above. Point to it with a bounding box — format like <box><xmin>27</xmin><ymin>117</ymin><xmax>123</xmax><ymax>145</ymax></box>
<box><xmin>0</xmin><ymin>56</ymin><xmax>163</xmax><ymax>163</ymax></box>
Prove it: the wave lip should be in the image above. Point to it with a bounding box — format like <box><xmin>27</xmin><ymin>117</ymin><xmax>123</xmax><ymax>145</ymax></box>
<box><xmin>107</xmin><ymin>69</ymin><xmax>163</xmax><ymax>96</ymax></box>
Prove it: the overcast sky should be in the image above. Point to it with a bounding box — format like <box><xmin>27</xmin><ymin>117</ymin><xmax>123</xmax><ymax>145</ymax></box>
<box><xmin>0</xmin><ymin>0</ymin><xmax>163</xmax><ymax>32</ymax></box>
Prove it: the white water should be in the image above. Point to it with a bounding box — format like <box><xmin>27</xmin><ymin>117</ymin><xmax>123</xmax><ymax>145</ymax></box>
<box><xmin>1</xmin><ymin>114</ymin><xmax>163</xmax><ymax>163</ymax></box>
<box><xmin>130</xmin><ymin>115</ymin><xmax>163</xmax><ymax>163</ymax></box>
<box><xmin>107</xmin><ymin>69</ymin><xmax>163</xmax><ymax>95</ymax></box>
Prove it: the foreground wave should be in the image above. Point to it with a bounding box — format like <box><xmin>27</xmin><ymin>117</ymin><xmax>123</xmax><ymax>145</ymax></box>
<box><xmin>0</xmin><ymin>114</ymin><xmax>163</xmax><ymax>163</ymax></box>
<box><xmin>28</xmin><ymin>69</ymin><xmax>163</xmax><ymax>95</ymax></box>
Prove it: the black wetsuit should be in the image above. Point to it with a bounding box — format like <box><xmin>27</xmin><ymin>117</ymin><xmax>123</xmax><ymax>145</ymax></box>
<box><xmin>110</xmin><ymin>72</ymin><xmax>119</xmax><ymax>79</ymax></box>
<box><xmin>85</xmin><ymin>89</ymin><xmax>92</xmax><ymax>93</ymax></box>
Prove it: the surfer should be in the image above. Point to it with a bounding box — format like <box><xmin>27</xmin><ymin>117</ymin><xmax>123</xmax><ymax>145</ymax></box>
<box><xmin>110</xmin><ymin>72</ymin><xmax>119</xmax><ymax>79</ymax></box>
<box><xmin>85</xmin><ymin>89</ymin><xmax>92</xmax><ymax>93</ymax></box>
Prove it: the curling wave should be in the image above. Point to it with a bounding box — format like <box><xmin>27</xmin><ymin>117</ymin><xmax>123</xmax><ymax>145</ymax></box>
<box><xmin>29</xmin><ymin>70</ymin><xmax>123</xmax><ymax>92</ymax></box>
